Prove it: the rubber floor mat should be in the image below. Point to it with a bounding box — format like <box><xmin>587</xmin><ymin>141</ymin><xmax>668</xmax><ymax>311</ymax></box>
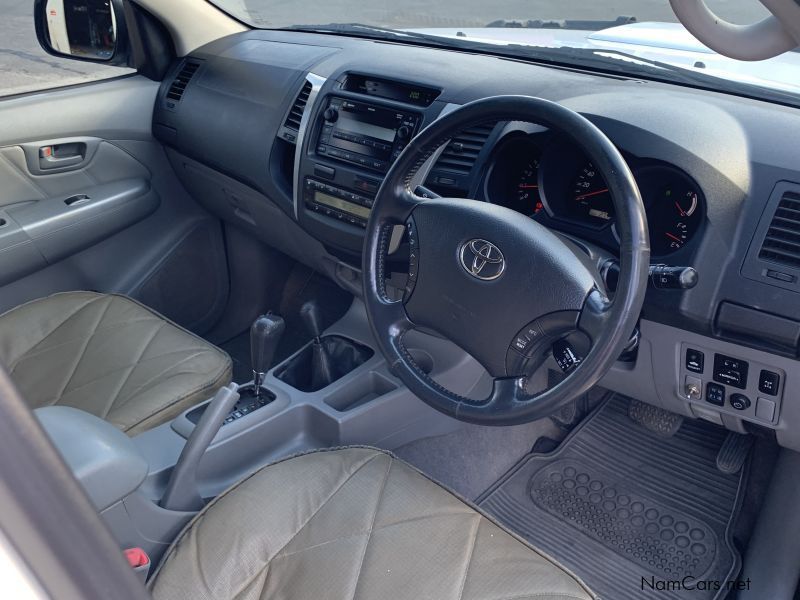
<box><xmin>479</xmin><ymin>395</ymin><xmax>746</xmax><ymax>600</ymax></box>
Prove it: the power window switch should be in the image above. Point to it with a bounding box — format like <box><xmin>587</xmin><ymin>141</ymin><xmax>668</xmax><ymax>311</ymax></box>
<box><xmin>756</xmin><ymin>397</ymin><xmax>776</xmax><ymax>422</ymax></box>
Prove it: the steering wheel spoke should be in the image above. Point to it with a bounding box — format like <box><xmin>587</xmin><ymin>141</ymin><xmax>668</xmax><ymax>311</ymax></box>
<box><xmin>578</xmin><ymin>289</ymin><xmax>613</xmax><ymax>344</ymax></box>
<box><xmin>381</xmin><ymin>184</ymin><xmax>424</xmax><ymax>223</ymax></box>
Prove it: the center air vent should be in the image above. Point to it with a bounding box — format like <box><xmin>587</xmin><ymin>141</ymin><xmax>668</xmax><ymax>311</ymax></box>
<box><xmin>284</xmin><ymin>80</ymin><xmax>313</xmax><ymax>132</ymax></box>
<box><xmin>434</xmin><ymin>124</ymin><xmax>495</xmax><ymax>176</ymax></box>
<box><xmin>166</xmin><ymin>60</ymin><xmax>201</xmax><ymax>104</ymax></box>
<box><xmin>758</xmin><ymin>191</ymin><xmax>800</xmax><ymax>268</ymax></box>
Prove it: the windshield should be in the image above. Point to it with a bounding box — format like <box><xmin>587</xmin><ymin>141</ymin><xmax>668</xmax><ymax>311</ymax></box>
<box><xmin>208</xmin><ymin>0</ymin><xmax>799</xmax><ymax>105</ymax></box>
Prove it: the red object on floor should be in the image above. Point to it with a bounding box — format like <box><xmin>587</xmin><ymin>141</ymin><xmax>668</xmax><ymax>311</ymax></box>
<box><xmin>124</xmin><ymin>547</ymin><xmax>150</xmax><ymax>568</ymax></box>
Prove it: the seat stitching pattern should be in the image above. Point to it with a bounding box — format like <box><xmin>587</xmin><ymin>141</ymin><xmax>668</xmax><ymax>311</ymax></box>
<box><xmin>348</xmin><ymin>455</ymin><xmax>393</xmax><ymax>600</ymax></box>
<box><xmin>6</xmin><ymin>295</ymin><xmax>102</xmax><ymax>373</ymax></box>
<box><xmin>272</xmin><ymin>509</ymin><xmax>477</xmax><ymax>562</ymax></box>
<box><xmin>119</xmin><ymin>360</ymin><xmax>231</xmax><ymax>433</ymax></box>
<box><xmin>455</xmin><ymin>515</ymin><xmax>481</xmax><ymax>600</ymax></box>
<box><xmin>50</xmin><ymin>296</ymin><xmax>114</xmax><ymax>404</ymax></box>
<box><xmin>108</xmin><ymin>350</ymin><xmax>208</xmax><ymax>411</ymax></box>
<box><xmin>97</xmin><ymin>321</ymin><xmax>167</xmax><ymax>418</ymax></box>
<box><xmin>57</xmin><ymin>348</ymin><xmax>209</xmax><ymax>401</ymax></box>
<box><xmin>8</xmin><ymin>315</ymin><xmax>165</xmax><ymax>367</ymax></box>
<box><xmin>218</xmin><ymin>452</ymin><xmax>387</xmax><ymax>600</ymax></box>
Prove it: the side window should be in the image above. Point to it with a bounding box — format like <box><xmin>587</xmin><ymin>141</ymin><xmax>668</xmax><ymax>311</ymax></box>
<box><xmin>0</xmin><ymin>2</ymin><xmax>134</xmax><ymax>98</ymax></box>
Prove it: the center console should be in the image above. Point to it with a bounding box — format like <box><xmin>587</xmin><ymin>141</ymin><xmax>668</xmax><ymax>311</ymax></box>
<box><xmin>294</xmin><ymin>73</ymin><xmax>442</xmax><ymax>253</ymax></box>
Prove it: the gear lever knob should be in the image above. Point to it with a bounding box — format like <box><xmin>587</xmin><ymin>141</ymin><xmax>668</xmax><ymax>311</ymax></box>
<box><xmin>250</xmin><ymin>314</ymin><xmax>285</xmax><ymax>391</ymax></box>
<box><xmin>300</xmin><ymin>301</ymin><xmax>324</xmax><ymax>340</ymax></box>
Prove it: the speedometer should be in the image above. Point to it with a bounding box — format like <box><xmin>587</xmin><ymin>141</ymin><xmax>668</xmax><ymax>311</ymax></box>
<box><xmin>571</xmin><ymin>163</ymin><xmax>614</xmax><ymax>225</ymax></box>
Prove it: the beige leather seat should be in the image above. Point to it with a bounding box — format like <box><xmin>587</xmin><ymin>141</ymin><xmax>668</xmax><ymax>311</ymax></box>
<box><xmin>0</xmin><ymin>291</ymin><xmax>231</xmax><ymax>435</ymax></box>
<box><xmin>150</xmin><ymin>447</ymin><xmax>594</xmax><ymax>600</ymax></box>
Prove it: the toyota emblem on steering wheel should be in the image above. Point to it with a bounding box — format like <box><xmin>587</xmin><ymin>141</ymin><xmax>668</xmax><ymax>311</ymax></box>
<box><xmin>460</xmin><ymin>239</ymin><xmax>506</xmax><ymax>281</ymax></box>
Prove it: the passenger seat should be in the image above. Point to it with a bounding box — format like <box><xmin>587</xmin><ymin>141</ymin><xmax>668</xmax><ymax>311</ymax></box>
<box><xmin>0</xmin><ymin>291</ymin><xmax>231</xmax><ymax>435</ymax></box>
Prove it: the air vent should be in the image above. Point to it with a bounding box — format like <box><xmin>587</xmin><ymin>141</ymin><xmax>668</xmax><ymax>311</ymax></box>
<box><xmin>434</xmin><ymin>124</ymin><xmax>495</xmax><ymax>175</ymax></box>
<box><xmin>758</xmin><ymin>191</ymin><xmax>800</xmax><ymax>268</ymax></box>
<box><xmin>284</xmin><ymin>80</ymin><xmax>313</xmax><ymax>131</ymax></box>
<box><xmin>166</xmin><ymin>60</ymin><xmax>201</xmax><ymax>103</ymax></box>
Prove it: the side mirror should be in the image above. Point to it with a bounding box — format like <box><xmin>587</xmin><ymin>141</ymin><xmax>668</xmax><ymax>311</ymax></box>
<box><xmin>34</xmin><ymin>0</ymin><xmax>129</xmax><ymax>65</ymax></box>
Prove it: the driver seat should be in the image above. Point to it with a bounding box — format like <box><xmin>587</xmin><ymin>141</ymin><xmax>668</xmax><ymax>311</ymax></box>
<box><xmin>150</xmin><ymin>447</ymin><xmax>593</xmax><ymax>600</ymax></box>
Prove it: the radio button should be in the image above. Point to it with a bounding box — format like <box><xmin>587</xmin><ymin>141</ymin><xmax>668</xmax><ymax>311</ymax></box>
<box><xmin>313</xmin><ymin>164</ymin><xmax>335</xmax><ymax>180</ymax></box>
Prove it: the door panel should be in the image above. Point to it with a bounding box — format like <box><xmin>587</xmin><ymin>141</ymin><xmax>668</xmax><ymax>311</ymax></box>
<box><xmin>0</xmin><ymin>76</ymin><xmax>229</xmax><ymax>334</ymax></box>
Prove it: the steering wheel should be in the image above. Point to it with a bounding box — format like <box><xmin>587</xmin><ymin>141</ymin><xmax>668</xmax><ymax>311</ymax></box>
<box><xmin>362</xmin><ymin>96</ymin><xmax>649</xmax><ymax>425</ymax></box>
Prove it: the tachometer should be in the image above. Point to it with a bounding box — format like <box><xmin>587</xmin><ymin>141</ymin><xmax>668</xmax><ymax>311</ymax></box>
<box><xmin>571</xmin><ymin>163</ymin><xmax>614</xmax><ymax>225</ymax></box>
<box><xmin>636</xmin><ymin>166</ymin><xmax>703</xmax><ymax>256</ymax></box>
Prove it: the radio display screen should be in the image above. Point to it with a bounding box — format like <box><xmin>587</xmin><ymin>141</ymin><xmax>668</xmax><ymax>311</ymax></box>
<box><xmin>314</xmin><ymin>191</ymin><xmax>371</xmax><ymax>220</ymax></box>
<box><xmin>337</xmin><ymin>111</ymin><xmax>396</xmax><ymax>142</ymax></box>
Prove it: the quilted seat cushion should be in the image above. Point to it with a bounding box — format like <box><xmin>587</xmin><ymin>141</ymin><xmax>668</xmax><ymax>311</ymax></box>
<box><xmin>0</xmin><ymin>291</ymin><xmax>231</xmax><ymax>435</ymax></box>
<box><xmin>150</xmin><ymin>447</ymin><xmax>594</xmax><ymax>600</ymax></box>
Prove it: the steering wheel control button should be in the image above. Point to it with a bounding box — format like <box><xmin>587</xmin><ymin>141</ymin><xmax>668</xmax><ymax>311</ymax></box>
<box><xmin>553</xmin><ymin>339</ymin><xmax>582</xmax><ymax>372</ymax></box>
<box><xmin>512</xmin><ymin>336</ymin><xmax>531</xmax><ymax>354</ymax></box>
<box><xmin>459</xmin><ymin>239</ymin><xmax>505</xmax><ymax>281</ymax></box>
<box><xmin>712</xmin><ymin>353</ymin><xmax>748</xmax><ymax>390</ymax></box>
<box><xmin>685</xmin><ymin>348</ymin><xmax>704</xmax><ymax>374</ymax></box>
<box><xmin>756</xmin><ymin>397</ymin><xmax>776</xmax><ymax>422</ymax></box>
<box><xmin>758</xmin><ymin>370</ymin><xmax>780</xmax><ymax>396</ymax></box>
<box><xmin>704</xmin><ymin>382</ymin><xmax>725</xmax><ymax>406</ymax></box>
<box><xmin>729</xmin><ymin>393</ymin><xmax>751</xmax><ymax>411</ymax></box>
<box><xmin>404</xmin><ymin>221</ymin><xmax>420</xmax><ymax>301</ymax></box>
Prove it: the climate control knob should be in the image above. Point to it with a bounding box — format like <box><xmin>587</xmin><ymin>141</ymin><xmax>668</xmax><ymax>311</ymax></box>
<box><xmin>323</xmin><ymin>107</ymin><xmax>339</xmax><ymax>123</ymax></box>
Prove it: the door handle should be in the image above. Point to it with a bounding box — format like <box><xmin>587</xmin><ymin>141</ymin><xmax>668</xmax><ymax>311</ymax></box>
<box><xmin>39</xmin><ymin>143</ymin><xmax>86</xmax><ymax>171</ymax></box>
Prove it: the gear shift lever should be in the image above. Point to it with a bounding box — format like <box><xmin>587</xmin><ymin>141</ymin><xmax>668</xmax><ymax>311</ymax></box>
<box><xmin>250</xmin><ymin>314</ymin><xmax>285</xmax><ymax>398</ymax></box>
<box><xmin>300</xmin><ymin>301</ymin><xmax>334</xmax><ymax>389</ymax></box>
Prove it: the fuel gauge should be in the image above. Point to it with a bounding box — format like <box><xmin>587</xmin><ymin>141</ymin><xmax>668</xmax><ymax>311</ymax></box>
<box><xmin>636</xmin><ymin>166</ymin><xmax>704</xmax><ymax>257</ymax></box>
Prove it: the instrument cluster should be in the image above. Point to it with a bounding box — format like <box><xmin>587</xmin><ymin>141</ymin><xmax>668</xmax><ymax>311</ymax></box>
<box><xmin>485</xmin><ymin>134</ymin><xmax>705</xmax><ymax>258</ymax></box>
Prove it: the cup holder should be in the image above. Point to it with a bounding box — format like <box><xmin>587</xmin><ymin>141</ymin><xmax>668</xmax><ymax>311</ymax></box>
<box><xmin>324</xmin><ymin>373</ymin><xmax>398</xmax><ymax>412</ymax></box>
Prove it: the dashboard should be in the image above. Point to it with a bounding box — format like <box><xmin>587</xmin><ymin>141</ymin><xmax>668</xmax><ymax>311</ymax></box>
<box><xmin>151</xmin><ymin>29</ymin><xmax>800</xmax><ymax>449</ymax></box>
<box><xmin>483</xmin><ymin>131</ymin><xmax>705</xmax><ymax>259</ymax></box>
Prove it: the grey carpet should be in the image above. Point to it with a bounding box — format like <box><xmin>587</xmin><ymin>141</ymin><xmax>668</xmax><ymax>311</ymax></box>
<box><xmin>479</xmin><ymin>395</ymin><xmax>746</xmax><ymax>600</ymax></box>
<box><xmin>396</xmin><ymin>417</ymin><xmax>563</xmax><ymax>500</ymax></box>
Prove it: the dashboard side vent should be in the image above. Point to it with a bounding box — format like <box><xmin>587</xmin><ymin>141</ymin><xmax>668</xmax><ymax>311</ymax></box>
<box><xmin>166</xmin><ymin>60</ymin><xmax>201</xmax><ymax>103</ymax></box>
<box><xmin>284</xmin><ymin>80</ymin><xmax>313</xmax><ymax>132</ymax></box>
<box><xmin>434</xmin><ymin>124</ymin><xmax>495</xmax><ymax>175</ymax></box>
<box><xmin>758</xmin><ymin>191</ymin><xmax>800</xmax><ymax>268</ymax></box>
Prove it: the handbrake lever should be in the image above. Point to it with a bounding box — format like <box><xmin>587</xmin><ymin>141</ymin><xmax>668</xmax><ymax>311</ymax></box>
<box><xmin>160</xmin><ymin>383</ymin><xmax>240</xmax><ymax>512</ymax></box>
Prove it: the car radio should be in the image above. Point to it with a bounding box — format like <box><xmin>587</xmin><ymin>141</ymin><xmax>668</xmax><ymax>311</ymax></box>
<box><xmin>316</xmin><ymin>97</ymin><xmax>420</xmax><ymax>173</ymax></box>
<box><xmin>303</xmin><ymin>178</ymin><xmax>374</xmax><ymax>228</ymax></box>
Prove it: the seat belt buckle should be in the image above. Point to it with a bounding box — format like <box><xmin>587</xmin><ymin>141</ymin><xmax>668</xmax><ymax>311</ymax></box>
<box><xmin>124</xmin><ymin>547</ymin><xmax>150</xmax><ymax>584</ymax></box>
